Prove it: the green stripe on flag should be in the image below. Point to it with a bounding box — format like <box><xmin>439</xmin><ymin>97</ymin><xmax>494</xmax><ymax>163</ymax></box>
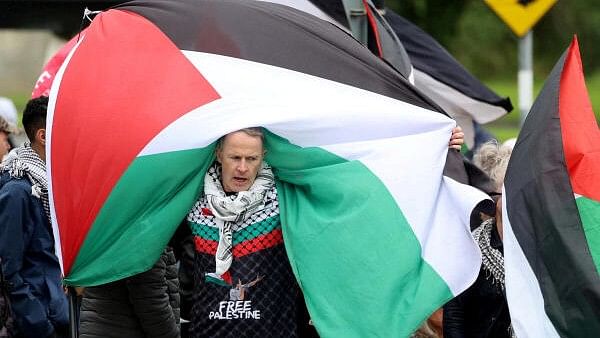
<box><xmin>264</xmin><ymin>131</ymin><xmax>452</xmax><ymax>337</ymax></box>
<box><xmin>576</xmin><ymin>196</ymin><xmax>600</xmax><ymax>273</ymax></box>
<box><xmin>65</xmin><ymin>146</ymin><xmax>215</xmax><ymax>286</ymax></box>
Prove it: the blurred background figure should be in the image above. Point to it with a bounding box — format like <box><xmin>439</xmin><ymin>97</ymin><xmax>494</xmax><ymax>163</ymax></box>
<box><xmin>0</xmin><ymin>98</ymin><xmax>17</xmax><ymax>133</ymax></box>
<box><xmin>443</xmin><ymin>140</ymin><xmax>513</xmax><ymax>338</ymax></box>
<box><xmin>0</xmin><ymin>117</ymin><xmax>11</xmax><ymax>160</ymax></box>
<box><xmin>0</xmin><ymin>97</ymin><xmax>18</xmax><ymax>155</ymax></box>
<box><xmin>0</xmin><ymin>96</ymin><xmax>69</xmax><ymax>338</ymax></box>
<box><xmin>0</xmin><ymin>96</ymin><xmax>28</xmax><ymax>150</ymax></box>
<box><xmin>472</xmin><ymin>141</ymin><xmax>512</xmax><ymax>194</ymax></box>
<box><xmin>79</xmin><ymin>247</ymin><xmax>180</xmax><ymax>338</ymax></box>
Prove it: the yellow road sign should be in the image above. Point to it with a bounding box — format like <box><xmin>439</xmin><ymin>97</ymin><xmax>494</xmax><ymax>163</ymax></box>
<box><xmin>485</xmin><ymin>0</ymin><xmax>558</xmax><ymax>37</ymax></box>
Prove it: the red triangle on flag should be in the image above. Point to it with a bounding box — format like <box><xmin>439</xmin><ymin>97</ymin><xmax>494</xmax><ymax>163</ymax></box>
<box><xmin>51</xmin><ymin>9</ymin><xmax>220</xmax><ymax>275</ymax></box>
<box><xmin>559</xmin><ymin>37</ymin><xmax>600</xmax><ymax>201</ymax></box>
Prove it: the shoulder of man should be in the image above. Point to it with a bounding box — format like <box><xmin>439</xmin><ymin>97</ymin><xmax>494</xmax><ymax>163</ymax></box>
<box><xmin>0</xmin><ymin>172</ymin><xmax>33</xmax><ymax>200</ymax></box>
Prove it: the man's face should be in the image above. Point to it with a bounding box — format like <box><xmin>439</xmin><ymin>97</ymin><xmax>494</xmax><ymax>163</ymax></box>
<box><xmin>216</xmin><ymin>131</ymin><xmax>265</xmax><ymax>193</ymax></box>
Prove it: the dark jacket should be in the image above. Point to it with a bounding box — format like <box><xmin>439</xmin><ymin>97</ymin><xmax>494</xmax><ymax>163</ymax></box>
<box><xmin>0</xmin><ymin>172</ymin><xmax>69</xmax><ymax>338</ymax></box>
<box><xmin>1</xmin><ymin>257</ymin><xmax>16</xmax><ymax>337</ymax></box>
<box><xmin>171</xmin><ymin>224</ymin><xmax>195</xmax><ymax>327</ymax></box>
<box><xmin>174</xmin><ymin>218</ymin><xmax>319</xmax><ymax>338</ymax></box>
<box><xmin>443</xmin><ymin>223</ymin><xmax>511</xmax><ymax>338</ymax></box>
<box><xmin>79</xmin><ymin>247</ymin><xmax>180</xmax><ymax>338</ymax></box>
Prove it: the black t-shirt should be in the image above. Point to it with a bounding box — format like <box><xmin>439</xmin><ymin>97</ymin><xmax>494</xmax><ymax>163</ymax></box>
<box><xmin>187</xmin><ymin>188</ymin><xmax>301</xmax><ymax>338</ymax></box>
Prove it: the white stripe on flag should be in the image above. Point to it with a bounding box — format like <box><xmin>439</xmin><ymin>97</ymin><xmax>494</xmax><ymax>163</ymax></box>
<box><xmin>430</xmin><ymin>176</ymin><xmax>485</xmax><ymax>294</ymax></box>
<box><xmin>413</xmin><ymin>69</ymin><xmax>507</xmax><ymax>148</ymax></box>
<box><xmin>46</xmin><ymin>35</ymin><xmax>86</xmax><ymax>275</ymax></box>
<box><xmin>141</xmin><ymin>51</ymin><xmax>451</xmax><ymax>155</ymax></box>
<box><xmin>140</xmin><ymin>50</ymin><xmax>487</xmax><ymax>294</ymax></box>
<box><xmin>502</xmin><ymin>188</ymin><xmax>560</xmax><ymax>338</ymax></box>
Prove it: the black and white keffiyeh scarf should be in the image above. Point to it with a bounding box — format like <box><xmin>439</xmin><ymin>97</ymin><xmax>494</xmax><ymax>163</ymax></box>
<box><xmin>1</xmin><ymin>143</ymin><xmax>50</xmax><ymax>223</ymax></box>
<box><xmin>195</xmin><ymin>162</ymin><xmax>276</xmax><ymax>282</ymax></box>
<box><xmin>472</xmin><ymin>218</ymin><xmax>505</xmax><ymax>289</ymax></box>
<box><xmin>473</xmin><ymin>219</ymin><xmax>516</xmax><ymax>338</ymax></box>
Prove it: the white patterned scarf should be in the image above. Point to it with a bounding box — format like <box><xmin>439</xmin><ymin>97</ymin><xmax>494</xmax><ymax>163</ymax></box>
<box><xmin>473</xmin><ymin>218</ymin><xmax>516</xmax><ymax>338</ymax></box>
<box><xmin>1</xmin><ymin>143</ymin><xmax>50</xmax><ymax>223</ymax></box>
<box><xmin>202</xmin><ymin>162</ymin><xmax>275</xmax><ymax>281</ymax></box>
<box><xmin>472</xmin><ymin>218</ymin><xmax>504</xmax><ymax>289</ymax></box>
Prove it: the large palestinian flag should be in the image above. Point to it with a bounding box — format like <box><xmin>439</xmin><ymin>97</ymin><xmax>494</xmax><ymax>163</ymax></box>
<box><xmin>503</xmin><ymin>38</ymin><xmax>600</xmax><ymax>337</ymax></box>
<box><xmin>47</xmin><ymin>1</ymin><xmax>488</xmax><ymax>336</ymax></box>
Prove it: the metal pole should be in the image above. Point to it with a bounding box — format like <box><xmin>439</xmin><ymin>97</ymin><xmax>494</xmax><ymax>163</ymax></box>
<box><xmin>68</xmin><ymin>287</ymin><xmax>79</xmax><ymax>338</ymax></box>
<box><xmin>518</xmin><ymin>30</ymin><xmax>533</xmax><ymax>126</ymax></box>
<box><xmin>341</xmin><ymin>0</ymin><xmax>368</xmax><ymax>45</ymax></box>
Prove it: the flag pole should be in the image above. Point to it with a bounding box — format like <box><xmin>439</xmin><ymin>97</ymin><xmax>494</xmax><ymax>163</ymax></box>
<box><xmin>68</xmin><ymin>287</ymin><xmax>79</xmax><ymax>338</ymax></box>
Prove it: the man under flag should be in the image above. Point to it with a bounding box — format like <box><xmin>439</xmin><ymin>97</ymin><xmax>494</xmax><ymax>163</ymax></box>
<box><xmin>503</xmin><ymin>37</ymin><xmax>600</xmax><ymax>337</ymax></box>
<box><xmin>47</xmin><ymin>1</ymin><xmax>489</xmax><ymax>336</ymax></box>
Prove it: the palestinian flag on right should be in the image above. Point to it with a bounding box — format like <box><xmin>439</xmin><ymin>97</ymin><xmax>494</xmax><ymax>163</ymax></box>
<box><xmin>503</xmin><ymin>37</ymin><xmax>600</xmax><ymax>337</ymax></box>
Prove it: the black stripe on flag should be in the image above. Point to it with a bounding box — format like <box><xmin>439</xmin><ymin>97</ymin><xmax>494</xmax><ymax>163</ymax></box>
<box><xmin>116</xmin><ymin>0</ymin><xmax>434</xmax><ymax>112</ymax></box>
<box><xmin>504</xmin><ymin>48</ymin><xmax>600</xmax><ymax>336</ymax></box>
<box><xmin>384</xmin><ymin>10</ymin><xmax>512</xmax><ymax>112</ymax></box>
<box><xmin>115</xmin><ymin>0</ymin><xmax>483</xmax><ymax>195</ymax></box>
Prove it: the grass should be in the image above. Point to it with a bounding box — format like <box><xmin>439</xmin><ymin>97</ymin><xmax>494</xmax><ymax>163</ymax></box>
<box><xmin>484</xmin><ymin>70</ymin><xmax>600</xmax><ymax>142</ymax></box>
<box><xmin>10</xmin><ymin>94</ymin><xmax>30</xmax><ymax>114</ymax></box>
<box><xmin>4</xmin><ymin>92</ymin><xmax>29</xmax><ymax>129</ymax></box>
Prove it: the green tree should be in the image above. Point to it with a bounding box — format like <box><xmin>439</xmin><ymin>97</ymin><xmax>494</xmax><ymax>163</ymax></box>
<box><xmin>387</xmin><ymin>0</ymin><xmax>468</xmax><ymax>48</ymax></box>
<box><xmin>386</xmin><ymin>0</ymin><xmax>600</xmax><ymax>80</ymax></box>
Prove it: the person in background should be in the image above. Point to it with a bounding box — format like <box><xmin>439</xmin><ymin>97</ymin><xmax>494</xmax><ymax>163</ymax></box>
<box><xmin>0</xmin><ymin>96</ymin><xmax>69</xmax><ymax>338</ymax></box>
<box><xmin>78</xmin><ymin>246</ymin><xmax>180</xmax><ymax>338</ymax></box>
<box><xmin>443</xmin><ymin>140</ymin><xmax>513</xmax><ymax>338</ymax></box>
<box><xmin>0</xmin><ymin>117</ymin><xmax>12</xmax><ymax>160</ymax></box>
<box><xmin>0</xmin><ymin>98</ymin><xmax>17</xmax><ymax>135</ymax></box>
<box><xmin>0</xmin><ymin>97</ymin><xmax>19</xmax><ymax>151</ymax></box>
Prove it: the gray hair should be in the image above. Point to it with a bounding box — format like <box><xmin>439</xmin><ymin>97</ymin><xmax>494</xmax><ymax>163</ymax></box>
<box><xmin>0</xmin><ymin>117</ymin><xmax>11</xmax><ymax>135</ymax></box>
<box><xmin>216</xmin><ymin>127</ymin><xmax>264</xmax><ymax>150</ymax></box>
<box><xmin>473</xmin><ymin>140</ymin><xmax>512</xmax><ymax>192</ymax></box>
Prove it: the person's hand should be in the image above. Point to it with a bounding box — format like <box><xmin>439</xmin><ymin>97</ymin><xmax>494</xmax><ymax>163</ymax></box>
<box><xmin>449</xmin><ymin>126</ymin><xmax>464</xmax><ymax>151</ymax></box>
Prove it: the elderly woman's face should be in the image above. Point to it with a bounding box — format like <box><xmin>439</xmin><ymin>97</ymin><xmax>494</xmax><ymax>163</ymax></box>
<box><xmin>0</xmin><ymin>131</ymin><xmax>10</xmax><ymax>158</ymax></box>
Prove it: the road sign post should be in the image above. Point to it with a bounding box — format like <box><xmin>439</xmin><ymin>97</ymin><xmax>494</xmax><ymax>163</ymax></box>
<box><xmin>519</xmin><ymin>31</ymin><xmax>533</xmax><ymax>126</ymax></box>
<box><xmin>485</xmin><ymin>0</ymin><xmax>558</xmax><ymax>125</ymax></box>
